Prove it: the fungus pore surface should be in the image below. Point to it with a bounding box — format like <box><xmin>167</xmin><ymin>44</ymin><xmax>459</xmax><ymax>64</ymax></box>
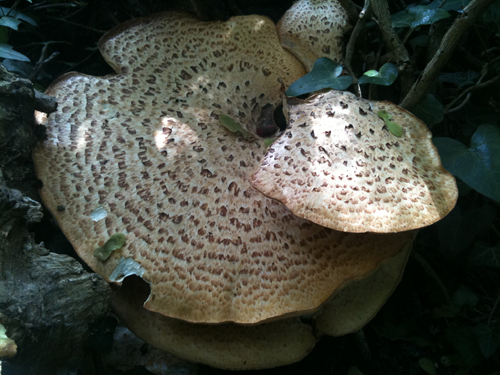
<box><xmin>33</xmin><ymin>13</ymin><xmax>415</xmax><ymax>324</ymax></box>
<box><xmin>251</xmin><ymin>90</ymin><xmax>458</xmax><ymax>233</ymax></box>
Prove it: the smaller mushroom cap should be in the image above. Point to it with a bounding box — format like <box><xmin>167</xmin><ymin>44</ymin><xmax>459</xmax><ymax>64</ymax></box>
<box><xmin>277</xmin><ymin>0</ymin><xmax>352</xmax><ymax>72</ymax></box>
<box><xmin>316</xmin><ymin>241</ymin><xmax>412</xmax><ymax>336</ymax></box>
<box><xmin>111</xmin><ymin>277</ymin><xmax>316</xmax><ymax>370</ymax></box>
<box><xmin>250</xmin><ymin>90</ymin><xmax>458</xmax><ymax>233</ymax></box>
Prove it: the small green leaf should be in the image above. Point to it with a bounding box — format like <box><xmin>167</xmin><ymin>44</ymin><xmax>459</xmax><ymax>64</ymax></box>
<box><xmin>391</xmin><ymin>11</ymin><xmax>415</xmax><ymax>28</ymax></box>
<box><xmin>94</xmin><ymin>233</ymin><xmax>127</xmax><ymax>261</ymax></box>
<box><xmin>430</xmin><ymin>0</ymin><xmax>471</xmax><ymax>11</ymax></box>
<box><xmin>263</xmin><ymin>138</ymin><xmax>275</xmax><ymax>147</ymax></box>
<box><xmin>473</xmin><ymin>323</ymin><xmax>500</xmax><ymax>358</ymax></box>
<box><xmin>377</xmin><ymin>110</ymin><xmax>403</xmax><ymax>137</ymax></box>
<box><xmin>285</xmin><ymin>57</ymin><xmax>352</xmax><ymax>97</ymax></box>
<box><xmin>348</xmin><ymin>366</ymin><xmax>364</xmax><ymax>375</ymax></box>
<box><xmin>0</xmin><ymin>16</ymin><xmax>21</xmax><ymax>30</ymax></box>
<box><xmin>451</xmin><ymin>285</ymin><xmax>478</xmax><ymax>308</ymax></box>
<box><xmin>0</xmin><ymin>43</ymin><xmax>29</xmax><ymax>61</ymax></box>
<box><xmin>0</xmin><ymin>7</ymin><xmax>37</xmax><ymax>27</ymax></box>
<box><xmin>359</xmin><ymin>63</ymin><xmax>398</xmax><ymax>86</ymax></box>
<box><xmin>392</xmin><ymin>6</ymin><xmax>451</xmax><ymax>28</ymax></box>
<box><xmin>219</xmin><ymin>114</ymin><xmax>253</xmax><ymax>139</ymax></box>
<box><xmin>411</xmin><ymin>94</ymin><xmax>443</xmax><ymax>127</ymax></box>
<box><xmin>433</xmin><ymin>125</ymin><xmax>500</xmax><ymax>203</ymax></box>
<box><xmin>418</xmin><ymin>358</ymin><xmax>437</xmax><ymax>375</ymax></box>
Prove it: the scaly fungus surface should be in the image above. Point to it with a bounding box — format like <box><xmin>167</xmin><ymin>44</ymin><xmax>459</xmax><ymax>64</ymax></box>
<box><xmin>33</xmin><ymin>12</ymin><xmax>415</xmax><ymax>324</ymax></box>
<box><xmin>251</xmin><ymin>90</ymin><xmax>458</xmax><ymax>233</ymax></box>
<box><xmin>277</xmin><ymin>0</ymin><xmax>352</xmax><ymax>71</ymax></box>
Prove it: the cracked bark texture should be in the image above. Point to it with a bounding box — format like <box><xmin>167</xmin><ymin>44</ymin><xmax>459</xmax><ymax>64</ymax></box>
<box><xmin>0</xmin><ymin>64</ymin><xmax>111</xmax><ymax>374</ymax></box>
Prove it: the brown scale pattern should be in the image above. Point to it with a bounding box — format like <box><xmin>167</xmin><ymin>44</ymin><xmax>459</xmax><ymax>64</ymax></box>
<box><xmin>277</xmin><ymin>0</ymin><xmax>351</xmax><ymax>71</ymax></box>
<box><xmin>251</xmin><ymin>91</ymin><xmax>458</xmax><ymax>233</ymax></box>
<box><xmin>33</xmin><ymin>13</ymin><xmax>414</xmax><ymax>324</ymax></box>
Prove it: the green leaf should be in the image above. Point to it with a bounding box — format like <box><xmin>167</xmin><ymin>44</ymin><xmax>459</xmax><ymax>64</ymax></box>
<box><xmin>411</xmin><ymin>94</ymin><xmax>443</xmax><ymax>127</ymax></box>
<box><xmin>0</xmin><ymin>16</ymin><xmax>21</xmax><ymax>30</ymax></box>
<box><xmin>392</xmin><ymin>6</ymin><xmax>451</xmax><ymax>28</ymax></box>
<box><xmin>473</xmin><ymin>323</ymin><xmax>500</xmax><ymax>358</ymax></box>
<box><xmin>433</xmin><ymin>125</ymin><xmax>500</xmax><ymax>203</ymax></box>
<box><xmin>469</xmin><ymin>241</ymin><xmax>500</xmax><ymax>268</ymax></box>
<box><xmin>94</xmin><ymin>233</ymin><xmax>126</xmax><ymax>261</ymax></box>
<box><xmin>451</xmin><ymin>285</ymin><xmax>478</xmax><ymax>308</ymax></box>
<box><xmin>263</xmin><ymin>138</ymin><xmax>275</xmax><ymax>147</ymax></box>
<box><xmin>0</xmin><ymin>7</ymin><xmax>37</xmax><ymax>27</ymax></box>
<box><xmin>358</xmin><ymin>63</ymin><xmax>398</xmax><ymax>86</ymax></box>
<box><xmin>418</xmin><ymin>358</ymin><xmax>437</xmax><ymax>375</ymax></box>
<box><xmin>285</xmin><ymin>57</ymin><xmax>352</xmax><ymax>96</ymax></box>
<box><xmin>219</xmin><ymin>114</ymin><xmax>253</xmax><ymax>139</ymax></box>
<box><xmin>445</xmin><ymin>326</ymin><xmax>484</xmax><ymax>367</ymax></box>
<box><xmin>439</xmin><ymin>71</ymin><xmax>479</xmax><ymax>88</ymax></box>
<box><xmin>430</xmin><ymin>0</ymin><xmax>471</xmax><ymax>11</ymax></box>
<box><xmin>0</xmin><ymin>43</ymin><xmax>29</xmax><ymax>61</ymax></box>
<box><xmin>377</xmin><ymin>110</ymin><xmax>403</xmax><ymax>137</ymax></box>
<box><xmin>348</xmin><ymin>366</ymin><xmax>364</xmax><ymax>375</ymax></box>
<box><xmin>391</xmin><ymin>11</ymin><xmax>415</xmax><ymax>28</ymax></box>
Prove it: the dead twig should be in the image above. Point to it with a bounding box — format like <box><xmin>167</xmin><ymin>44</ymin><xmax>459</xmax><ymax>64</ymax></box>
<box><xmin>344</xmin><ymin>1</ymin><xmax>369</xmax><ymax>95</ymax></box>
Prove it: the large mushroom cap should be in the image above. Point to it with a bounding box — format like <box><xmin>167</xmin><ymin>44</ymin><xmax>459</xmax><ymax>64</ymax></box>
<box><xmin>316</xmin><ymin>241</ymin><xmax>412</xmax><ymax>336</ymax></box>
<box><xmin>111</xmin><ymin>277</ymin><xmax>316</xmax><ymax>370</ymax></box>
<box><xmin>277</xmin><ymin>0</ymin><xmax>352</xmax><ymax>72</ymax></box>
<box><xmin>33</xmin><ymin>13</ymin><xmax>415</xmax><ymax>324</ymax></box>
<box><xmin>250</xmin><ymin>90</ymin><xmax>458</xmax><ymax>233</ymax></box>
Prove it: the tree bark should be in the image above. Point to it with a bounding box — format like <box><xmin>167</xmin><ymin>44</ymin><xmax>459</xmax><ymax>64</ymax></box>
<box><xmin>0</xmin><ymin>64</ymin><xmax>111</xmax><ymax>374</ymax></box>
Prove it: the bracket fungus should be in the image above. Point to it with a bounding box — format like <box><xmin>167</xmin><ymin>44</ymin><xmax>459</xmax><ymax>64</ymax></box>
<box><xmin>26</xmin><ymin>0</ymin><xmax>445</xmax><ymax>368</ymax></box>
<box><xmin>277</xmin><ymin>0</ymin><xmax>352</xmax><ymax>72</ymax></box>
<box><xmin>251</xmin><ymin>90</ymin><xmax>458</xmax><ymax>233</ymax></box>
<box><xmin>33</xmin><ymin>11</ymin><xmax>415</xmax><ymax>326</ymax></box>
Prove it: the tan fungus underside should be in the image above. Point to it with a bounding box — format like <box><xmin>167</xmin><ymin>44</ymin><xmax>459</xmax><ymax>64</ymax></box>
<box><xmin>33</xmin><ymin>12</ymin><xmax>414</xmax><ymax>324</ymax></box>
<box><xmin>250</xmin><ymin>91</ymin><xmax>458</xmax><ymax>233</ymax></box>
<box><xmin>112</xmin><ymin>278</ymin><xmax>316</xmax><ymax>370</ymax></box>
<box><xmin>316</xmin><ymin>241</ymin><xmax>412</xmax><ymax>336</ymax></box>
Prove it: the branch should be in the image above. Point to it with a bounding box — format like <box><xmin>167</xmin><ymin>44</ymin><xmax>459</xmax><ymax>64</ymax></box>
<box><xmin>400</xmin><ymin>0</ymin><xmax>496</xmax><ymax>110</ymax></box>
<box><xmin>371</xmin><ymin>0</ymin><xmax>410</xmax><ymax>64</ymax></box>
<box><xmin>445</xmin><ymin>75</ymin><xmax>500</xmax><ymax>113</ymax></box>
